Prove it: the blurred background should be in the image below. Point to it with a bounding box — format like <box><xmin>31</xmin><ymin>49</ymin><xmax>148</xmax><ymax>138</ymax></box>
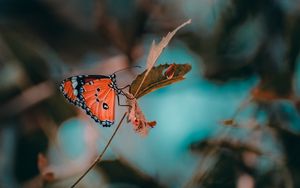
<box><xmin>1</xmin><ymin>0</ymin><xmax>300</xmax><ymax>187</ymax></box>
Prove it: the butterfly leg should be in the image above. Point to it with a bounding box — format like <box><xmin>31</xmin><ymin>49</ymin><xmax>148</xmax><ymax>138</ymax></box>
<box><xmin>117</xmin><ymin>94</ymin><xmax>130</xmax><ymax>107</ymax></box>
<box><xmin>121</xmin><ymin>92</ymin><xmax>136</xmax><ymax>100</ymax></box>
<box><xmin>118</xmin><ymin>85</ymin><xmax>135</xmax><ymax>100</ymax></box>
<box><xmin>120</xmin><ymin>85</ymin><xmax>130</xmax><ymax>90</ymax></box>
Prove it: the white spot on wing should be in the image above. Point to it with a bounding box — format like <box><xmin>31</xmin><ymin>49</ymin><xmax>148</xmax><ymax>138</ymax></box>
<box><xmin>73</xmin><ymin>89</ymin><xmax>78</xmax><ymax>96</ymax></box>
<box><xmin>72</xmin><ymin>80</ymin><xmax>78</xmax><ymax>88</ymax></box>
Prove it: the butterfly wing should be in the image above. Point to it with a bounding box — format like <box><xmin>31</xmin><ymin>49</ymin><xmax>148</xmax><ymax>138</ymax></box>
<box><xmin>79</xmin><ymin>78</ymin><xmax>116</xmax><ymax>127</ymax></box>
<box><xmin>60</xmin><ymin>76</ymin><xmax>84</xmax><ymax>107</ymax></box>
<box><xmin>60</xmin><ymin>75</ymin><xmax>116</xmax><ymax>127</ymax></box>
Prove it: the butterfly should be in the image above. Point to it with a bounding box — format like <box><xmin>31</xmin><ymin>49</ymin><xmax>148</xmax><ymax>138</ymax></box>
<box><xmin>60</xmin><ymin>73</ymin><xmax>128</xmax><ymax>127</ymax></box>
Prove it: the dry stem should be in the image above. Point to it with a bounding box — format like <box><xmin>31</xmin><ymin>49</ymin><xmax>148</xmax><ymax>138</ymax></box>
<box><xmin>70</xmin><ymin>112</ymin><xmax>127</xmax><ymax>188</ymax></box>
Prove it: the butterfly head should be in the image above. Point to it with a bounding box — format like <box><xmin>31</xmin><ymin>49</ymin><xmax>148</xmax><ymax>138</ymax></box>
<box><xmin>108</xmin><ymin>74</ymin><xmax>123</xmax><ymax>95</ymax></box>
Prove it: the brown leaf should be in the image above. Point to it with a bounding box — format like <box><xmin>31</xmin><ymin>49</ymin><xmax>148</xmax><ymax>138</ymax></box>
<box><xmin>42</xmin><ymin>172</ymin><xmax>55</xmax><ymax>182</ymax></box>
<box><xmin>147</xmin><ymin>121</ymin><xmax>157</xmax><ymax>128</ymax></box>
<box><xmin>145</xmin><ymin>19</ymin><xmax>191</xmax><ymax>70</ymax></box>
<box><xmin>220</xmin><ymin>119</ymin><xmax>237</xmax><ymax>127</ymax></box>
<box><xmin>251</xmin><ymin>84</ymin><xmax>294</xmax><ymax>102</ymax></box>
<box><xmin>126</xmin><ymin>92</ymin><xmax>156</xmax><ymax>136</ymax></box>
<box><xmin>125</xmin><ymin>20</ymin><xmax>191</xmax><ymax>135</ymax></box>
<box><xmin>130</xmin><ymin>63</ymin><xmax>191</xmax><ymax>98</ymax></box>
<box><xmin>37</xmin><ymin>153</ymin><xmax>48</xmax><ymax>171</ymax></box>
<box><xmin>37</xmin><ymin>153</ymin><xmax>55</xmax><ymax>182</ymax></box>
<box><xmin>133</xmin><ymin>19</ymin><xmax>191</xmax><ymax>97</ymax></box>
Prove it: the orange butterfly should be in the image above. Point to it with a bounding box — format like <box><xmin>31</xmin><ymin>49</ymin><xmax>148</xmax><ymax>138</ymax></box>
<box><xmin>60</xmin><ymin>74</ymin><xmax>128</xmax><ymax>127</ymax></box>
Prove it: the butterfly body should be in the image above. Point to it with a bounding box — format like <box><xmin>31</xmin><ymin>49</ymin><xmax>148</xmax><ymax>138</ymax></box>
<box><xmin>60</xmin><ymin>74</ymin><xmax>124</xmax><ymax>127</ymax></box>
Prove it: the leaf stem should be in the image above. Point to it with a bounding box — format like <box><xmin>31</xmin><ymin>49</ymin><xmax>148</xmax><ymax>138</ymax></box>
<box><xmin>70</xmin><ymin>112</ymin><xmax>127</xmax><ymax>188</ymax></box>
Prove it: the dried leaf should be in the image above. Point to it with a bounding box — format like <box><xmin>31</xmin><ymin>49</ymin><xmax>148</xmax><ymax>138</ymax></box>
<box><xmin>37</xmin><ymin>153</ymin><xmax>48</xmax><ymax>171</ymax></box>
<box><xmin>220</xmin><ymin>119</ymin><xmax>237</xmax><ymax>127</ymax></box>
<box><xmin>126</xmin><ymin>92</ymin><xmax>156</xmax><ymax>136</ymax></box>
<box><xmin>147</xmin><ymin>121</ymin><xmax>157</xmax><ymax>127</ymax></box>
<box><xmin>133</xmin><ymin>19</ymin><xmax>191</xmax><ymax>96</ymax></box>
<box><xmin>37</xmin><ymin>153</ymin><xmax>55</xmax><ymax>182</ymax></box>
<box><xmin>251</xmin><ymin>85</ymin><xmax>294</xmax><ymax>102</ymax></box>
<box><xmin>42</xmin><ymin>172</ymin><xmax>55</xmax><ymax>182</ymax></box>
<box><xmin>130</xmin><ymin>63</ymin><xmax>191</xmax><ymax>98</ymax></box>
<box><xmin>126</xmin><ymin>20</ymin><xmax>191</xmax><ymax>136</ymax></box>
<box><xmin>146</xmin><ymin>19</ymin><xmax>191</xmax><ymax>70</ymax></box>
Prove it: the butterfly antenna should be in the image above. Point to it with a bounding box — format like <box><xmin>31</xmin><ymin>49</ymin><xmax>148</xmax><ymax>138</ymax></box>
<box><xmin>113</xmin><ymin>65</ymin><xmax>142</xmax><ymax>74</ymax></box>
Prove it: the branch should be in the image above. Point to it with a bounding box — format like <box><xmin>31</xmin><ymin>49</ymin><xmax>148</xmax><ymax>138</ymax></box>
<box><xmin>70</xmin><ymin>112</ymin><xmax>127</xmax><ymax>188</ymax></box>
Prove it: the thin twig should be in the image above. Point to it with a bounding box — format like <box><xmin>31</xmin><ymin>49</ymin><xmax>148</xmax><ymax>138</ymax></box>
<box><xmin>231</xmin><ymin>96</ymin><xmax>253</xmax><ymax>120</ymax></box>
<box><xmin>70</xmin><ymin>112</ymin><xmax>127</xmax><ymax>188</ymax></box>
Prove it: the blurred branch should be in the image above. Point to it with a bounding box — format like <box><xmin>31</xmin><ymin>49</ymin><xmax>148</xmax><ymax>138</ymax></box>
<box><xmin>191</xmin><ymin>139</ymin><xmax>263</xmax><ymax>156</ymax></box>
<box><xmin>71</xmin><ymin>112</ymin><xmax>127</xmax><ymax>188</ymax></box>
<box><xmin>0</xmin><ymin>81</ymin><xmax>55</xmax><ymax>119</ymax></box>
